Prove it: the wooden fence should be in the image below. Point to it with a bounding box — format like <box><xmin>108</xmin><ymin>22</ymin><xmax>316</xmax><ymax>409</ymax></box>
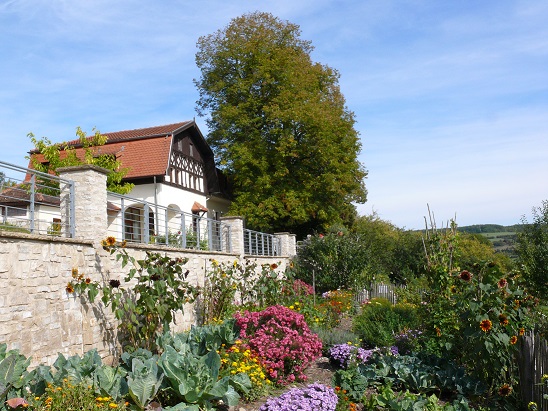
<box><xmin>519</xmin><ymin>332</ymin><xmax>548</xmax><ymax>410</ymax></box>
<box><xmin>355</xmin><ymin>283</ymin><xmax>400</xmax><ymax>305</ymax></box>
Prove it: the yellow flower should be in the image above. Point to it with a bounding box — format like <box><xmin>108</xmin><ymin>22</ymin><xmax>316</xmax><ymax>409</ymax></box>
<box><xmin>109</xmin><ymin>404</ymin><xmax>118</xmax><ymax>408</ymax></box>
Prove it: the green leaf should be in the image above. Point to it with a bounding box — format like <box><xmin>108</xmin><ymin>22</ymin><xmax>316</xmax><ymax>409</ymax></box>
<box><xmin>127</xmin><ymin>358</ymin><xmax>163</xmax><ymax>409</ymax></box>
<box><xmin>202</xmin><ymin>350</ymin><xmax>221</xmax><ymax>381</ymax></box>
<box><xmin>163</xmin><ymin>404</ymin><xmax>200</xmax><ymax>411</ymax></box>
<box><xmin>88</xmin><ymin>285</ymin><xmax>99</xmax><ymax>302</ymax></box>
<box><xmin>222</xmin><ymin>384</ymin><xmax>240</xmax><ymax>407</ymax></box>
<box><xmin>229</xmin><ymin>373</ymin><xmax>251</xmax><ymax>394</ymax></box>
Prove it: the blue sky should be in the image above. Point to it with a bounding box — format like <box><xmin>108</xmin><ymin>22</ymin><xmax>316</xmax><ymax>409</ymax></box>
<box><xmin>1</xmin><ymin>0</ymin><xmax>547</xmax><ymax>230</ymax></box>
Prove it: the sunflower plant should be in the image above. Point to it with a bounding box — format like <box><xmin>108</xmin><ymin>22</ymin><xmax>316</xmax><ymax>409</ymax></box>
<box><xmin>451</xmin><ymin>263</ymin><xmax>535</xmax><ymax>398</ymax></box>
<box><xmin>68</xmin><ymin>237</ymin><xmax>199</xmax><ymax>353</ymax></box>
<box><xmin>423</xmin><ymin>261</ymin><xmax>537</xmax><ymax>408</ymax></box>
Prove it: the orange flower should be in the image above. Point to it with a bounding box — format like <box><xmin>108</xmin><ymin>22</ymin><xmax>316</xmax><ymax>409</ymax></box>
<box><xmin>480</xmin><ymin>319</ymin><xmax>492</xmax><ymax>332</ymax></box>
<box><xmin>66</xmin><ymin>283</ymin><xmax>74</xmax><ymax>293</ymax></box>
<box><xmin>498</xmin><ymin>384</ymin><xmax>512</xmax><ymax>396</ymax></box>
<box><xmin>435</xmin><ymin>327</ymin><xmax>442</xmax><ymax>337</ymax></box>
<box><xmin>270</xmin><ymin>263</ymin><xmax>278</xmax><ymax>270</ymax></box>
<box><xmin>85</xmin><ymin>278</ymin><xmax>91</xmax><ymax>284</ymax></box>
<box><xmin>510</xmin><ymin>336</ymin><xmax>518</xmax><ymax>345</ymax></box>
<box><xmin>106</xmin><ymin>236</ymin><xmax>116</xmax><ymax>246</ymax></box>
<box><xmin>519</xmin><ymin>327</ymin><xmax>525</xmax><ymax>336</ymax></box>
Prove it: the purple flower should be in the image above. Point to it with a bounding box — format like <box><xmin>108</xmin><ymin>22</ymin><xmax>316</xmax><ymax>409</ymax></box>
<box><xmin>259</xmin><ymin>383</ymin><xmax>338</xmax><ymax>411</ymax></box>
<box><xmin>328</xmin><ymin>343</ymin><xmax>375</xmax><ymax>369</ymax></box>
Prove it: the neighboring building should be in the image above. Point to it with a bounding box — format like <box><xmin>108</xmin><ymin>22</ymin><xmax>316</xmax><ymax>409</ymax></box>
<box><xmin>7</xmin><ymin>121</ymin><xmax>232</xmax><ymax>244</ymax></box>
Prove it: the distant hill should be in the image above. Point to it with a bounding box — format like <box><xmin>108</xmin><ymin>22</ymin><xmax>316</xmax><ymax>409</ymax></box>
<box><xmin>458</xmin><ymin>224</ymin><xmax>522</xmax><ymax>259</ymax></box>
<box><xmin>457</xmin><ymin>224</ymin><xmax>523</xmax><ymax>234</ymax></box>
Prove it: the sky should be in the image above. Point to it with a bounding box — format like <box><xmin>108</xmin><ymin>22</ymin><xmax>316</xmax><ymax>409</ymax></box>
<box><xmin>1</xmin><ymin>0</ymin><xmax>547</xmax><ymax>230</ymax></box>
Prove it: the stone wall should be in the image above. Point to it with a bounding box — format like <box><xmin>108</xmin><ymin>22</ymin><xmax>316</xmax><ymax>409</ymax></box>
<box><xmin>0</xmin><ymin>165</ymin><xmax>296</xmax><ymax>367</ymax></box>
<box><xmin>0</xmin><ymin>231</ymin><xmax>288</xmax><ymax>367</ymax></box>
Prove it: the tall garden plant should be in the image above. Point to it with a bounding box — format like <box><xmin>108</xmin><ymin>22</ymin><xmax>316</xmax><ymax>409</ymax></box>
<box><xmin>419</xmin><ymin>213</ymin><xmax>538</xmax><ymax>408</ymax></box>
<box><xmin>69</xmin><ymin>238</ymin><xmax>199</xmax><ymax>353</ymax></box>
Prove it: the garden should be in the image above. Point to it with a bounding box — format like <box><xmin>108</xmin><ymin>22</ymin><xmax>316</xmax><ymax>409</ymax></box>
<box><xmin>1</xmin><ymin>217</ymin><xmax>548</xmax><ymax>411</ymax></box>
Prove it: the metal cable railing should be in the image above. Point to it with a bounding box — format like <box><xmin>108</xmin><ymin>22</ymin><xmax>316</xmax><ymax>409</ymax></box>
<box><xmin>0</xmin><ymin>161</ymin><xmax>74</xmax><ymax>237</ymax></box>
<box><xmin>106</xmin><ymin>192</ymin><xmax>231</xmax><ymax>252</ymax></box>
<box><xmin>243</xmin><ymin>228</ymin><xmax>280</xmax><ymax>256</ymax></box>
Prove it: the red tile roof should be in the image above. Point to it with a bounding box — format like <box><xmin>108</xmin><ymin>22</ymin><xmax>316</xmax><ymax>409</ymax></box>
<box><xmin>66</xmin><ymin>121</ymin><xmax>192</xmax><ymax>145</ymax></box>
<box><xmin>29</xmin><ymin>121</ymin><xmax>196</xmax><ymax>179</ymax></box>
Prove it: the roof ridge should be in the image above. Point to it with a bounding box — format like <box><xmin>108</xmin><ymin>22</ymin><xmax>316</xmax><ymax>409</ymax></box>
<box><xmin>102</xmin><ymin>121</ymin><xmax>191</xmax><ymax>136</ymax></box>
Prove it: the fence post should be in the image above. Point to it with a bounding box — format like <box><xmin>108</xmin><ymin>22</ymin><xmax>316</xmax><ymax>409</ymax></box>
<box><xmin>58</xmin><ymin>165</ymin><xmax>109</xmax><ymax>243</ymax></box>
<box><xmin>220</xmin><ymin>216</ymin><xmax>244</xmax><ymax>257</ymax></box>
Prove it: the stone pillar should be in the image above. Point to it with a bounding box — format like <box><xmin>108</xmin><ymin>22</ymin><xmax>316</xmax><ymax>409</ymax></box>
<box><xmin>58</xmin><ymin>165</ymin><xmax>109</xmax><ymax>242</ymax></box>
<box><xmin>274</xmin><ymin>232</ymin><xmax>297</xmax><ymax>257</ymax></box>
<box><xmin>288</xmin><ymin>233</ymin><xmax>297</xmax><ymax>257</ymax></box>
<box><xmin>220</xmin><ymin>216</ymin><xmax>245</xmax><ymax>257</ymax></box>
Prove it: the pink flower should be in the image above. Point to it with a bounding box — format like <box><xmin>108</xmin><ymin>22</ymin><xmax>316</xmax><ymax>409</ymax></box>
<box><xmin>235</xmin><ymin>306</ymin><xmax>322</xmax><ymax>385</ymax></box>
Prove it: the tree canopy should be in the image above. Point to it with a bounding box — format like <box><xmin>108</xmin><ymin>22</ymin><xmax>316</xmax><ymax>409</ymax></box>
<box><xmin>195</xmin><ymin>11</ymin><xmax>367</xmax><ymax>237</ymax></box>
<box><xmin>516</xmin><ymin>200</ymin><xmax>548</xmax><ymax>301</ymax></box>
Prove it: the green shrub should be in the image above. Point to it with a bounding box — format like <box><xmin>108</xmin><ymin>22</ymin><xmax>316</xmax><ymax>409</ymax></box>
<box><xmin>363</xmin><ymin>384</ymin><xmax>473</xmax><ymax>411</ymax></box>
<box><xmin>292</xmin><ymin>229</ymin><xmax>371</xmax><ymax>292</ymax></box>
<box><xmin>353</xmin><ymin>298</ymin><xmax>416</xmax><ymax>349</ymax></box>
<box><xmin>333</xmin><ymin>367</ymin><xmax>368</xmax><ymax>402</ymax></box>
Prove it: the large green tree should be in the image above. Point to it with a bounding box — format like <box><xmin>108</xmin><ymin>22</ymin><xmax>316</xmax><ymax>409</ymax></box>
<box><xmin>516</xmin><ymin>200</ymin><xmax>548</xmax><ymax>301</ymax></box>
<box><xmin>195</xmin><ymin>11</ymin><xmax>367</xmax><ymax>236</ymax></box>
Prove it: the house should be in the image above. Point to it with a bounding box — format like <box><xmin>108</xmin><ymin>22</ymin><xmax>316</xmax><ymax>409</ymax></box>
<box><xmin>21</xmin><ymin>121</ymin><xmax>232</xmax><ymax>244</ymax></box>
<box><xmin>0</xmin><ymin>185</ymin><xmax>61</xmax><ymax>234</ymax></box>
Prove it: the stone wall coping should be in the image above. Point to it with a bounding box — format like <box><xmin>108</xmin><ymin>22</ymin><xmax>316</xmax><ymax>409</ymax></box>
<box><xmin>0</xmin><ymin>230</ymin><xmax>94</xmax><ymax>246</ymax></box>
<box><xmin>57</xmin><ymin>164</ymin><xmax>110</xmax><ymax>175</ymax></box>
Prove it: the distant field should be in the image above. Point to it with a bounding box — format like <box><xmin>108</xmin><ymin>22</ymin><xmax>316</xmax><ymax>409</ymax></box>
<box><xmin>459</xmin><ymin>225</ymin><xmax>520</xmax><ymax>259</ymax></box>
<box><xmin>482</xmin><ymin>231</ymin><xmax>518</xmax><ymax>238</ymax></box>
